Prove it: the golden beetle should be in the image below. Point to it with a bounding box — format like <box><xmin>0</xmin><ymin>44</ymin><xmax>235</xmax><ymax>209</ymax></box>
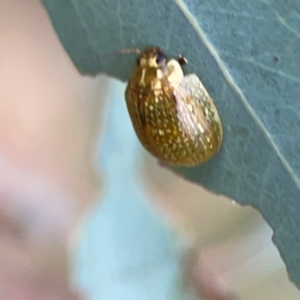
<box><xmin>125</xmin><ymin>47</ymin><xmax>223</xmax><ymax>167</ymax></box>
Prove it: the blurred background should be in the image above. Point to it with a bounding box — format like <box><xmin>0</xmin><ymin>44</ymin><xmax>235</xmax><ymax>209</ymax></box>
<box><xmin>0</xmin><ymin>0</ymin><xmax>299</xmax><ymax>299</ymax></box>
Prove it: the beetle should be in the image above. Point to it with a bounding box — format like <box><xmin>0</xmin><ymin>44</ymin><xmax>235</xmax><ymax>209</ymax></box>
<box><xmin>125</xmin><ymin>47</ymin><xmax>223</xmax><ymax>167</ymax></box>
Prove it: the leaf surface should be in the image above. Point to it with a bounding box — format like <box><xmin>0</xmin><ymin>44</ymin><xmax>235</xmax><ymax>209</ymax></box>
<box><xmin>41</xmin><ymin>0</ymin><xmax>300</xmax><ymax>288</ymax></box>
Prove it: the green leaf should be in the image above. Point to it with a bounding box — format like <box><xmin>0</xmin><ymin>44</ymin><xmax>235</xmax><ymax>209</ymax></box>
<box><xmin>41</xmin><ymin>0</ymin><xmax>300</xmax><ymax>289</ymax></box>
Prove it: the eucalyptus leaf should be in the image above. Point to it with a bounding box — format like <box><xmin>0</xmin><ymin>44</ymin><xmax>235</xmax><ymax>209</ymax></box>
<box><xmin>41</xmin><ymin>0</ymin><xmax>300</xmax><ymax>289</ymax></box>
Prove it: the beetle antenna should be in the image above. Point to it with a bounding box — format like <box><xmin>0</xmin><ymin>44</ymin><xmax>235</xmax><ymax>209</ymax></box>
<box><xmin>78</xmin><ymin>48</ymin><xmax>141</xmax><ymax>62</ymax></box>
